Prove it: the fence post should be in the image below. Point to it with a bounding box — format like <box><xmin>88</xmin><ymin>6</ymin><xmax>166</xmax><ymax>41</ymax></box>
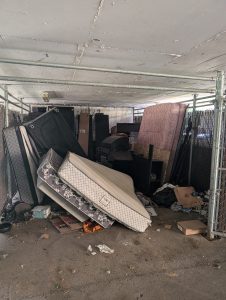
<box><xmin>188</xmin><ymin>94</ymin><xmax>197</xmax><ymax>185</ymax></box>
<box><xmin>4</xmin><ymin>85</ymin><xmax>9</xmax><ymax>127</ymax></box>
<box><xmin>208</xmin><ymin>71</ymin><xmax>225</xmax><ymax>239</ymax></box>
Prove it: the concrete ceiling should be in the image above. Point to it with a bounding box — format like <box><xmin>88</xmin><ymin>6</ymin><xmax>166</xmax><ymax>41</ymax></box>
<box><xmin>0</xmin><ymin>0</ymin><xmax>225</xmax><ymax>107</ymax></box>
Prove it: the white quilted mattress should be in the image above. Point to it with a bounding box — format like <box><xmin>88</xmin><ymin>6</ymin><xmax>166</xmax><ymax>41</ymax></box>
<box><xmin>58</xmin><ymin>152</ymin><xmax>151</xmax><ymax>232</ymax></box>
<box><xmin>37</xmin><ymin>149</ymin><xmax>114</xmax><ymax>228</ymax></box>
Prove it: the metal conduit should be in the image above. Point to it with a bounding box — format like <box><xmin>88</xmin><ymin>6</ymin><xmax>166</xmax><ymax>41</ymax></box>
<box><xmin>0</xmin><ymin>58</ymin><xmax>215</xmax><ymax>82</ymax></box>
<box><xmin>0</xmin><ymin>75</ymin><xmax>215</xmax><ymax>93</ymax></box>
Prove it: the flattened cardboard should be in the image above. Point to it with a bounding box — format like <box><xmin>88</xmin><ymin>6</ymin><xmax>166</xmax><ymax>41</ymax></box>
<box><xmin>174</xmin><ymin>186</ymin><xmax>203</xmax><ymax>208</ymax></box>
<box><xmin>177</xmin><ymin>220</ymin><xmax>207</xmax><ymax>236</ymax></box>
<box><xmin>50</xmin><ymin>217</ymin><xmax>72</xmax><ymax>234</ymax></box>
<box><xmin>59</xmin><ymin>215</ymin><xmax>83</xmax><ymax>230</ymax></box>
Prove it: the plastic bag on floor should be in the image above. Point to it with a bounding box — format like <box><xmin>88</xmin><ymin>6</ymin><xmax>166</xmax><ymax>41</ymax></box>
<box><xmin>152</xmin><ymin>183</ymin><xmax>176</xmax><ymax>208</ymax></box>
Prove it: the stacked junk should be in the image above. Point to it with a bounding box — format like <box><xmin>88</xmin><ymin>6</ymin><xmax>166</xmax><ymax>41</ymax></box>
<box><xmin>1</xmin><ymin>103</ymin><xmax>205</xmax><ymax>235</ymax></box>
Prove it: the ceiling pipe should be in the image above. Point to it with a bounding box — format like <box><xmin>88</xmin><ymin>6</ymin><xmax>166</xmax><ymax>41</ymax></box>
<box><xmin>0</xmin><ymin>58</ymin><xmax>215</xmax><ymax>82</ymax></box>
<box><xmin>0</xmin><ymin>75</ymin><xmax>215</xmax><ymax>93</ymax></box>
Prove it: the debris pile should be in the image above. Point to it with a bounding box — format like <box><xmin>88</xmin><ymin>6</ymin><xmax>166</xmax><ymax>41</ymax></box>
<box><xmin>0</xmin><ymin>106</ymin><xmax>209</xmax><ymax>238</ymax></box>
<box><xmin>0</xmin><ymin>109</ymin><xmax>155</xmax><ymax>234</ymax></box>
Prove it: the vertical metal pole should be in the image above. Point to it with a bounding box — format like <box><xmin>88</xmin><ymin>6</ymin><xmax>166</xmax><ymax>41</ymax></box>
<box><xmin>3</xmin><ymin>85</ymin><xmax>12</xmax><ymax>200</ymax></box>
<box><xmin>208</xmin><ymin>71</ymin><xmax>225</xmax><ymax>239</ymax></box>
<box><xmin>20</xmin><ymin>98</ymin><xmax>24</xmax><ymax>122</ymax></box>
<box><xmin>188</xmin><ymin>94</ymin><xmax>197</xmax><ymax>185</ymax></box>
<box><xmin>4</xmin><ymin>85</ymin><xmax>9</xmax><ymax>127</ymax></box>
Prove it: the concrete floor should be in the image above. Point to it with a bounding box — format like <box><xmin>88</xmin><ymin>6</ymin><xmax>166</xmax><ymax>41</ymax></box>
<box><xmin>0</xmin><ymin>208</ymin><xmax>226</xmax><ymax>300</ymax></box>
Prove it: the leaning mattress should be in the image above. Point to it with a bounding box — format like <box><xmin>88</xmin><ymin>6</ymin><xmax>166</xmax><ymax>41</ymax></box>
<box><xmin>24</xmin><ymin>108</ymin><xmax>86</xmax><ymax>157</ymax></box>
<box><xmin>19</xmin><ymin>126</ymin><xmax>43</xmax><ymax>204</ymax></box>
<box><xmin>58</xmin><ymin>152</ymin><xmax>151</xmax><ymax>232</ymax></box>
<box><xmin>37</xmin><ymin>149</ymin><xmax>113</xmax><ymax>228</ymax></box>
<box><xmin>3</xmin><ymin>126</ymin><xmax>39</xmax><ymax>205</ymax></box>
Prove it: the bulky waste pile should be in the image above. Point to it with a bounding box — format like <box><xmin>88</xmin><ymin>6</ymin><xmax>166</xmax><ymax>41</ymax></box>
<box><xmin>1</xmin><ymin>109</ymin><xmax>156</xmax><ymax>234</ymax></box>
<box><xmin>1</xmin><ymin>107</ymin><xmax>208</xmax><ymax>237</ymax></box>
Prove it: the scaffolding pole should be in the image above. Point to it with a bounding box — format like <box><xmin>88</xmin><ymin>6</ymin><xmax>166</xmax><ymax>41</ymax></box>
<box><xmin>0</xmin><ymin>58</ymin><xmax>215</xmax><ymax>81</ymax></box>
<box><xmin>0</xmin><ymin>95</ymin><xmax>30</xmax><ymax>112</ymax></box>
<box><xmin>3</xmin><ymin>85</ymin><xmax>12</xmax><ymax>200</ymax></box>
<box><xmin>188</xmin><ymin>94</ymin><xmax>197</xmax><ymax>185</ymax></box>
<box><xmin>208</xmin><ymin>70</ymin><xmax>225</xmax><ymax>240</ymax></box>
<box><xmin>20</xmin><ymin>98</ymin><xmax>24</xmax><ymax>121</ymax></box>
<box><xmin>0</xmin><ymin>86</ymin><xmax>30</xmax><ymax>109</ymax></box>
<box><xmin>181</xmin><ymin>95</ymin><xmax>216</xmax><ymax>103</ymax></box>
<box><xmin>4</xmin><ymin>85</ymin><xmax>9</xmax><ymax>127</ymax></box>
<box><xmin>0</xmin><ymin>75</ymin><xmax>215</xmax><ymax>93</ymax></box>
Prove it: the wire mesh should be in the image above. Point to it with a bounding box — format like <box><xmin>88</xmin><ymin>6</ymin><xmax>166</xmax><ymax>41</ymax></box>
<box><xmin>171</xmin><ymin>109</ymin><xmax>214</xmax><ymax>191</ymax></box>
<box><xmin>215</xmin><ymin>108</ymin><xmax>226</xmax><ymax>232</ymax></box>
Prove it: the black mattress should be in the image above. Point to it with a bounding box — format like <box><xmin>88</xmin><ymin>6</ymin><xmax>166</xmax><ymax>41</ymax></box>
<box><xmin>94</xmin><ymin>113</ymin><xmax>109</xmax><ymax>148</ymax></box>
<box><xmin>24</xmin><ymin>109</ymin><xmax>85</xmax><ymax>157</ymax></box>
<box><xmin>48</xmin><ymin>107</ymin><xmax>75</xmax><ymax>132</ymax></box>
<box><xmin>3</xmin><ymin>126</ymin><xmax>38</xmax><ymax>205</ymax></box>
<box><xmin>116</xmin><ymin>123</ymin><xmax>140</xmax><ymax>134</ymax></box>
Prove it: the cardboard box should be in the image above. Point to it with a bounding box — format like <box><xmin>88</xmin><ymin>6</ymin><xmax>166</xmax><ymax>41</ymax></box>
<box><xmin>174</xmin><ymin>187</ymin><xmax>203</xmax><ymax>208</ymax></box>
<box><xmin>177</xmin><ymin>220</ymin><xmax>207</xmax><ymax>236</ymax></box>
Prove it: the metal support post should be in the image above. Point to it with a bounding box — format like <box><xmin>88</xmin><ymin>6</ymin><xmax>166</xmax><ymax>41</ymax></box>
<box><xmin>4</xmin><ymin>85</ymin><xmax>9</xmax><ymax>127</ymax></box>
<box><xmin>20</xmin><ymin>98</ymin><xmax>24</xmax><ymax>122</ymax></box>
<box><xmin>3</xmin><ymin>85</ymin><xmax>12</xmax><ymax>200</ymax></box>
<box><xmin>208</xmin><ymin>71</ymin><xmax>225</xmax><ymax>240</ymax></box>
<box><xmin>0</xmin><ymin>86</ymin><xmax>30</xmax><ymax>109</ymax></box>
<box><xmin>188</xmin><ymin>94</ymin><xmax>197</xmax><ymax>185</ymax></box>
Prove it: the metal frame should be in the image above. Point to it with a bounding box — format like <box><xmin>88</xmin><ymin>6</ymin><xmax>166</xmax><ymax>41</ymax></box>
<box><xmin>181</xmin><ymin>95</ymin><xmax>216</xmax><ymax>103</ymax></box>
<box><xmin>0</xmin><ymin>95</ymin><xmax>30</xmax><ymax>112</ymax></box>
<box><xmin>0</xmin><ymin>58</ymin><xmax>215</xmax><ymax>81</ymax></box>
<box><xmin>1</xmin><ymin>59</ymin><xmax>226</xmax><ymax>239</ymax></box>
<box><xmin>3</xmin><ymin>85</ymin><xmax>9</xmax><ymax>127</ymax></box>
<box><xmin>29</xmin><ymin>103</ymin><xmax>134</xmax><ymax>109</ymax></box>
<box><xmin>208</xmin><ymin>71</ymin><xmax>225</xmax><ymax>239</ymax></box>
<box><xmin>0</xmin><ymin>75</ymin><xmax>215</xmax><ymax>93</ymax></box>
<box><xmin>188</xmin><ymin>94</ymin><xmax>197</xmax><ymax>185</ymax></box>
<box><xmin>2</xmin><ymin>86</ymin><xmax>11</xmax><ymax>200</ymax></box>
<box><xmin>0</xmin><ymin>86</ymin><xmax>30</xmax><ymax>109</ymax></box>
<box><xmin>0</xmin><ymin>86</ymin><xmax>30</xmax><ymax>112</ymax></box>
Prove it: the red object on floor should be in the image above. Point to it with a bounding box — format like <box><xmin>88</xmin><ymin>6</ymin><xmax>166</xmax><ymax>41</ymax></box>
<box><xmin>83</xmin><ymin>220</ymin><xmax>104</xmax><ymax>233</ymax></box>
